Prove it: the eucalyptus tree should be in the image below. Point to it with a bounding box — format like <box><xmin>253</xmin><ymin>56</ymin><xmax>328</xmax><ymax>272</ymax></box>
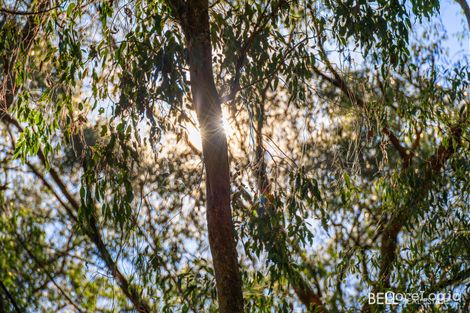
<box><xmin>0</xmin><ymin>0</ymin><xmax>469</xmax><ymax>313</ymax></box>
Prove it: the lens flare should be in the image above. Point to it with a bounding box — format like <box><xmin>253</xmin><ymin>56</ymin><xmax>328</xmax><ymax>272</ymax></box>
<box><xmin>185</xmin><ymin>109</ymin><xmax>233</xmax><ymax>151</ymax></box>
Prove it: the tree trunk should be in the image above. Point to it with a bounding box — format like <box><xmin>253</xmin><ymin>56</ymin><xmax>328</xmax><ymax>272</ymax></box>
<box><xmin>178</xmin><ymin>1</ymin><xmax>244</xmax><ymax>312</ymax></box>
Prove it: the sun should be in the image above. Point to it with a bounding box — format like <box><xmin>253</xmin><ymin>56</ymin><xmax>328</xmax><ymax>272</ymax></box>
<box><xmin>185</xmin><ymin>108</ymin><xmax>234</xmax><ymax>151</ymax></box>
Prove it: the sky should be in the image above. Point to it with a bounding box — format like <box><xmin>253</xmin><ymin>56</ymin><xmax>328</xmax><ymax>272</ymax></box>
<box><xmin>439</xmin><ymin>0</ymin><xmax>469</xmax><ymax>59</ymax></box>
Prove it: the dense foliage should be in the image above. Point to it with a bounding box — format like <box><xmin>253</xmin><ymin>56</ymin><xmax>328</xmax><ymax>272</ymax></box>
<box><xmin>0</xmin><ymin>0</ymin><xmax>469</xmax><ymax>312</ymax></box>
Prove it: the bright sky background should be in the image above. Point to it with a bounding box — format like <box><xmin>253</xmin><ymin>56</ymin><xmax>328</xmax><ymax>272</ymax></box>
<box><xmin>440</xmin><ymin>0</ymin><xmax>469</xmax><ymax>58</ymax></box>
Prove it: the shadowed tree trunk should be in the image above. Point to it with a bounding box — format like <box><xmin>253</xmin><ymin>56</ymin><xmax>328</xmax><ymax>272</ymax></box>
<box><xmin>167</xmin><ymin>1</ymin><xmax>244</xmax><ymax>312</ymax></box>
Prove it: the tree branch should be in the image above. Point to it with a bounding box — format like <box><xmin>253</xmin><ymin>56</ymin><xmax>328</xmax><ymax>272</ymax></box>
<box><xmin>310</xmin><ymin>16</ymin><xmax>409</xmax><ymax>166</ymax></box>
<box><xmin>0</xmin><ymin>12</ymin><xmax>154</xmax><ymax>305</ymax></box>
<box><xmin>0</xmin><ymin>280</ymin><xmax>22</xmax><ymax>313</ymax></box>
<box><xmin>371</xmin><ymin>118</ymin><xmax>465</xmax><ymax>310</ymax></box>
<box><xmin>0</xmin><ymin>11</ymin><xmax>152</xmax><ymax>307</ymax></box>
<box><xmin>222</xmin><ymin>0</ymin><xmax>287</xmax><ymax>103</ymax></box>
<box><xmin>25</xmin><ymin>161</ymin><xmax>78</xmax><ymax>223</ymax></box>
<box><xmin>14</xmin><ymin>234</ymin><xmax>85</xmax><ymax>313</ymax></box>
<box><xmin>1</xmin><ymin>0</ymin><xmax>48</xmax><ymax>113</ymax></box>
<box><xmin>309</xmin><ymin>14</ymin><xmax>467</xmax><ymax>309</ymax></box>
<box><xmin>425</xmin><ymin>267</ymin><xmax>470</xmax><ymax>295</ymax></box>
<box><xmin>455</xmin><ymin>0</ymin><xmax>470</xmax><ymax>30</ymax></box>
<box><xmin>252</xmin><ymin>85</ymin><xmax>326</xmax><ymax>312</ymax></box>
<box><xmin>0</xmin><ymin>4</ymin><xmax>60</xmax><ymax>16</ymax></box>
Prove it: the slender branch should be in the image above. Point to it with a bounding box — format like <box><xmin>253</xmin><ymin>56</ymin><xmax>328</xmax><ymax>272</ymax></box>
<box><xmin>14</xmin><ymin>234</ymin><xmax>84</xmax><ymax>313</ymax></box>
<box><xmin>222</xmin><ymin>0</ymin><xmax>288</xmax><ymax>103</ymax></box>
<box><xmin>358</xmin><ymin>69</ymin><xmax>465</xmax><ymax>313</ymax></box>
<box><xmin>310</xmin><ymin>22</ymin><xmax>409</xmax><ymax>166</ymax></box>
<box><xmin>3</xmin><ymin>1</ymin><xmax>161</xmax><ymax>312</ymax></box>
<box><xmin>34</xmin><ymin>149</ymin><xmax>150</xmax><ymax>311</ymax></box>
<box><xmin>222</xmin><ymin>34</ymin><xmax>311</xmax><ymax>103</ymax></box>
<box><xmin>1</xmin><ymin>0</ymin><xmax>48</xmax><ymax>113</ymax></box>
<box><xmin>25</xmin><ymin>161</ymin><xmax>78</xmax><ymax>223</ymax></box>
<box><xmin>1</xmin><ymin>78</ymin><xmax>153</xmax><ymax>313</ymax></box>
<box><xmin>381</xmin><ymin>127</ymin><xmax>409</xmax><ymax>162</ymax></box>
<box><xmin>367</xmin><ymin>119</ymin><xmax>466</xmax><ymax>313</ymax></box>
<box><xmin>0</xmin><ymin>280</ymin><xmax>22</xmax><ymax>313</ymax></box>
<box><xmin>309</xmin><ymin>12</ymin><xmax>467</xmax><ymax>310</ymax></box>
<box><xmin>0</xmin><ymin>4</ymin><xmax>61</xmax><ymax>16</ymax></box>
<box><xmin>425</xmin><ymin>267</ymin><xmax>470</xmax><ymax>295</ymax></box>
<box><xmin>313</xmin><ymin>62</ymin><xmax>409</xmax><ymax>164</ymax></box>
<box><xmin>455</xmin><ymin>0</ymin><xmax>470</xmax><ymax>30</ymax></box>
<box><xmin>411</xmin><ymin>125</ymin><xmax>422</xmax><ymax>151</ymax></box>
<box><xmin>252</xmin><ymin>85</ymin><xmax>326</xmax><ymax>312</ymax></box>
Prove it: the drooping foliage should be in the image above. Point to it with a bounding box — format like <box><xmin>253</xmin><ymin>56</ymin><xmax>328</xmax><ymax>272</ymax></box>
<box><xmin>0</xmin><ymin>0</ymin><xmax>468</xmax><ymax>312</ymax></box>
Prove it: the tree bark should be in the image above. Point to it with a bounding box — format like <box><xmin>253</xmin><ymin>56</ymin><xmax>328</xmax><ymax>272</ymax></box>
<box><xmin>170</xmin><ymin>1</ymin><xmax>244</xmax><ymax>312</ymax></box>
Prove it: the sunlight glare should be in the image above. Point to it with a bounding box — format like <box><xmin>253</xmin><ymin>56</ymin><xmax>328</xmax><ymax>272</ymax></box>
<box><xmin>185</xmin><ymin>108</ymin><xmax>234</xmax><ymax>152</ymax></box>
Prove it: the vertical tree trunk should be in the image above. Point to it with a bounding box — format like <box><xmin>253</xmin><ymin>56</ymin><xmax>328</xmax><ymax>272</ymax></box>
<box><xmin>177</xmin><ymin>1</ymin><xmax>244</xmax><ymax>312</ymax></box>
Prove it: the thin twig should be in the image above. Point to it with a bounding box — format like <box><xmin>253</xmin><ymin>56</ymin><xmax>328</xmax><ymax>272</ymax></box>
<box><xmin>0</xmin><ymin>280</ymin><xmax>22</xmax><ymax>313</ymax></box>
